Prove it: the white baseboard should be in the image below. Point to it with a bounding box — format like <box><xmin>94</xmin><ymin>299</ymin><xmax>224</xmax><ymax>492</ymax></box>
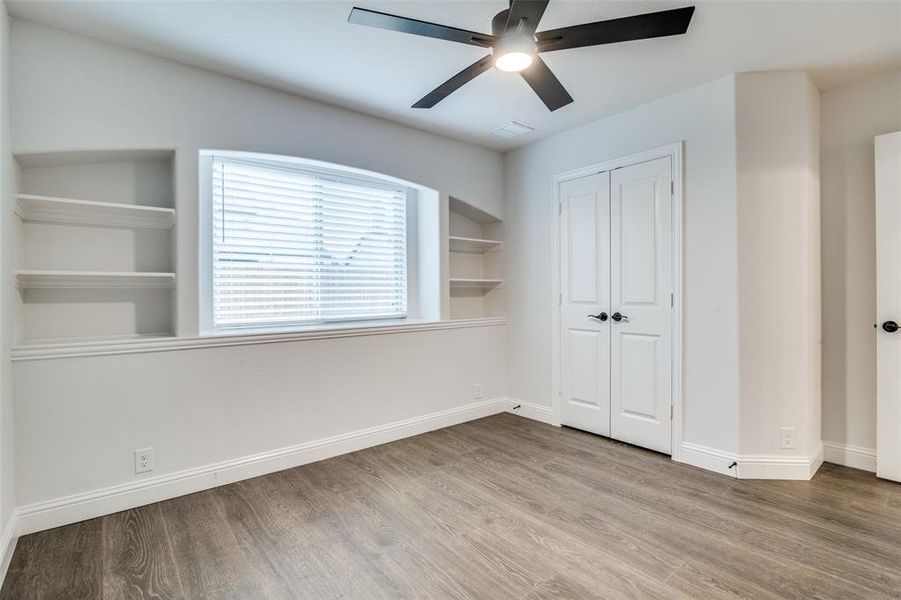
<box><xmin>0</xmin><ymin>515</ymin><xmax>18</xmax><ymax>587</ymax></box>
<box><xmin>506</xmin><ymin>398</ymin><xmax>555</xmax><ymax>425</ymax></box>
<box><xmin>680</xmin><ymin>442</ymin><xmax>824</xmax><ymax>480</ymax></box>
<box><xmin>823</xmin><ymin>441</ymin><xmax>877</xmax><ymax>472</ymax></box>
<box><xmin>738</xmin><ymin>443</ymin><xmax>824</xmax><ymax>480</ymax></box>
<box><xmin>16</xmin><ymin>397</ymin><xmax>509</xmax><ymax>536</ymax></box>
<box><xmin>680</xmin><ymin>442</ymin><xmax>739</xmax><ymax>477</ymax></box>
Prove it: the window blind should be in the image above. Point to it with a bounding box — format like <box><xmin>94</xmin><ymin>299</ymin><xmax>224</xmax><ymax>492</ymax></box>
<box><xmin>212</xmin><ymin>157</ymin><xmax>408</xmax><ymax>329</ymax></box>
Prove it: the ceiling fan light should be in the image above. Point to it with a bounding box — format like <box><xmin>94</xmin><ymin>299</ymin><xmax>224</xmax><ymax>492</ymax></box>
<box><xmin>495</xmin><ymin>51</ymin><xmax>533</xmax><ymax>72</ymax></box>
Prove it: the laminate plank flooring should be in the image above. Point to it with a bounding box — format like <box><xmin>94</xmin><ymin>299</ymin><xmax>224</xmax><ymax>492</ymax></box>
<box><xmin>3</xmin><ymin>413</ymin><xmax>901</xmax><ymax>599</ymax></box>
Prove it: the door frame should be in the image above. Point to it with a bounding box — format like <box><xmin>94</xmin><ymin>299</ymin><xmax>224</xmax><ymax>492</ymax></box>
<box><xmin>550</xmin><ymin>142</ymin><xmax>684</xmax><ymax>461</ymax></box>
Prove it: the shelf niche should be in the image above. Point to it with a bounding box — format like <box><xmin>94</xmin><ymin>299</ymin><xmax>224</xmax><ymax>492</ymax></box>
<box><xmin>447</xmin><ymin>197</ymin><xmax>504</xmax><ymax>321</ymax></box>
<box><xmin>13</xmin><ymin>150</ymin><xmax>177</xmax><ymax>344</ymax></box>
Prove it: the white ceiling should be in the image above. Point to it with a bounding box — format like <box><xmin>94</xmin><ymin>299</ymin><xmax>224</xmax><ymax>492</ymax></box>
<box><xmin>8</xmin><ymin>0</ymin><xmax>901</xmax><ymax>151</ymax></box>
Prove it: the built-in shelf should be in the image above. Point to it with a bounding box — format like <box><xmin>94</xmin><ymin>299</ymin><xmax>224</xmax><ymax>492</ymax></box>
<box><xmin>15</xmin><ymin>194</ymin><xmax>176</xmax><ymax>230</ymax></box>
<box><xmin>449</xmin><ymin>278</ymin><xmax>504</xmax><ymax>293</ymax></box>
<box><xmin>448</xmin><ymin>236</ymin><xmax>503</xmax><ymax>254</ymax></box>
<box><xmin>15</xmin><ymin>270</ymin><xmax>176</xmax><ymax>290</ymax></box>
<box><xmin>15</xmin><ymin>332</ymin><xmax>175</xmax><ymax>350</ymax></box>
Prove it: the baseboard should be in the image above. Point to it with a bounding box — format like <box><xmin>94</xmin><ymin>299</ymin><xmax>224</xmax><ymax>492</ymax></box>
<box><xmin>680</xmin><ymin>442</ymin><xmax>824</xmax><ymax>480</ymax></box>
<box><xmin>680</xmin><ymin>442</ymin><xmax>739</xmax><ymax>477</ymax></box>
<box><xmin>506</xmin><ymin>398</ymin><xmax>555</xmax><ymax>425</ymax></box>
<box><xmin>823</xmin><ymin>441</ymin><xmax>877</xmax><ymax>472</ymax></box>
<box><xmin>16</xmin><ymin>397</ymin><xmax>509</xmax><ymax>536</ymax></box>
<box><xmin>738</xmin><ymin>443</ymin><xmax>824</xmax><ymax>480</ymax></box>
<box><xmin>0</xmin><ymin>514</ymin><xmax>18</xmax><ymax>587</ymax></box>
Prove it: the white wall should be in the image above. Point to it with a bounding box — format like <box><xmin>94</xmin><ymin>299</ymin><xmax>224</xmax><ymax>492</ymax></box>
<box><xmin>0</xmin><ymin>0</ymin><xmax>18</xmax><ymax>576</ymax></box>
<box><xmin>504</xmin><ymin>75</ymin><xmax>741</xmax><ymax>453</ymax></box>
<box><xmin>10</xmin><ymin>20</ymin><xmax>507</xmax><ymax>512</ymax></box>
<box><xmin>821</xmin><ymin>69</ymin><xmax>901</xmax><ymax>453</ymax></box>
<box><xmin>735</xmin><ymin>71</ymin><xmax>821</xmax><ymax>459</ymax></box>
<box><xmin>1</xmin><ymin>0</ymin><xmax>15</xmax><ymax>525</ymax></box>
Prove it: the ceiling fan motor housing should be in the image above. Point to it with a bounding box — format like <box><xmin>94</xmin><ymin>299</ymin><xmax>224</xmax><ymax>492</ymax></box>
<box><xmin>491</xmin><ymin>9</ymin><xmax>511</xmax><ymax>36</ymax></box>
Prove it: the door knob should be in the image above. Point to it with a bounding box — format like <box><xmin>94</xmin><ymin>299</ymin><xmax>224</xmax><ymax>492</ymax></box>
<box><xmin>612</xmin><ymin>312</ymin><xmax>629</xmax><ymax>323</ymax></box>
<box><xmin>588</xmin><ymin>312</ymin><xmax>608</xmax><ymax>322</ymax></box>
<box><xmin>883</xmin><ymin>320</ymin><xmax>900</xmax><ymax>333</ymax></box>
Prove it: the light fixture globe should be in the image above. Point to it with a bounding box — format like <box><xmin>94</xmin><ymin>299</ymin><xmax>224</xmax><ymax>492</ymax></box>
<box><xmin>495</xmin><ymin>51</ymin><xmax>533</xmax><ymax>72</ymax></box>
<box><xmin>492</xmin><ymin>34</ymin><xmax>536</xmax><ymax>72</ymax></box>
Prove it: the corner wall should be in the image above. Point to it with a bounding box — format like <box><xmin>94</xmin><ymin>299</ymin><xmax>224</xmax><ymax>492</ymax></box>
<box><xmin>821</xmin><ymin>69</ymin><xmax>901</xmax><ymax>466</ymax></box>
<box><xmin>735</xmin><ymin>71</ymin><xmax>822</xmax><ymax>471</ymax></box>
<box><xmin>0</xmin><ymin>0</ymin><xmax>18</xmax><ymax>577</ymax></box>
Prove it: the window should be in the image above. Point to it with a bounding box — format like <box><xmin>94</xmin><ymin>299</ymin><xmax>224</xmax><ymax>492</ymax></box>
<box><xmin>209</xmin><ymin>156</ymin><xmax>408</xmax><ymax>330</ymax></box>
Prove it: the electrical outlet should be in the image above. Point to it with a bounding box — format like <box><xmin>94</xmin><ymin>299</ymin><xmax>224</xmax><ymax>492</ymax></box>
<box><xmin>473</xmin><ymin>383</ymin><xmax>483</xmax><ymax>400</ymax></box>
<box><xmin>780</xmin><ymin>427</ymin><xmax>796</xmax><ymax>449</ymax></box>
<box><xmin>134</xmin><ymin>447</ymin><xmax>154</xmax><ymax>474</ymax></box>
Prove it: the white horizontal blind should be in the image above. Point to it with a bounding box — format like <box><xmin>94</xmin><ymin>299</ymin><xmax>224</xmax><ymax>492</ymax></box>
<box><xmin>212</xmin><ymin>157</ymin><xmax>407</xmax><ymax>328</ymax></box>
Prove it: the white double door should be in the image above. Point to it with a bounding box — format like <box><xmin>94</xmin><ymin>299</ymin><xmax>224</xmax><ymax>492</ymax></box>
<box><xmin>559</xmin><ymin>156</ymin><xmax>674</xmax><ymax>454</ymax></box>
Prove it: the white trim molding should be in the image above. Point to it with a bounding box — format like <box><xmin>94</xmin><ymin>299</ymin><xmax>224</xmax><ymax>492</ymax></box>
<box><xmin>0</xmin><ymin>515</ymin><xmax>17</xmax><ymax>586</ymax></box>
<box><xmin>16</xmin><ymin>397</ymin><xmax>510</xmax><ymax>536</ymax></box>
<box><xmin>738</xmin><ymin>444</ymin><xmax>824</xmax><ymax>480</ymax></box>
<box><xmin>550</xmin><ymin>142</ymin><xmax>685</xmax><ymax>456</ymax></box>
<box><xmin>680</xmin><ymin>442</ymin><xmax>739</xmax><ymax>478</ymax></box>
<box><xmin>506</xmin><ymin>398</ymin><xmax>555</xmax><ymax>425</ymax></box>
<box><xmin>680</xmin><ymin>442</ymin><xmax>824</xmax><ymax>480</ymax></box>
<box><xmin>823</xmin><ymin>441</ymin><xmax>877</xmax><ymax>472</ymax></box>
<box><xmin>12</xmin><ymin>317</ymin><xmax>506</xmax><ymax>361</ymax></box>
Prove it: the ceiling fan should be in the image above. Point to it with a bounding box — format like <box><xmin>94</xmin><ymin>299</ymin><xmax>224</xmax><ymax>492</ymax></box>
<box><xmin>348</xmin><ymin>1</ymin><xmax>695</xmax><ymax>111</ymax></box>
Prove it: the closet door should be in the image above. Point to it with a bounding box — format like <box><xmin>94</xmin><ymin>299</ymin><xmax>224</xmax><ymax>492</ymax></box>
<box><xmin>559</xmin><ymin>172</ymin><xmax>611</xmax><ymax>436</ymax></box>
<box><xmin>609</xmin><ymin>157</ymin><xmax>674</xmax><ymax>454</ymax></box>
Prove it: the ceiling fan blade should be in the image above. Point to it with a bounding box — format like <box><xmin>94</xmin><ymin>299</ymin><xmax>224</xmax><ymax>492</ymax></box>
<box><xmin>536</xmin><ymin>6</ymin><xmax>695</xmax><ymax>53</ymax></box>
<box><xmin>412</xmin><ymin>56</ymin><xmax>494</xmax><ymax>109</ymax></box>
<box><xmin>520</xmin><ymin>56</ymin><xmax>573</xmax><ymax>111</ymax></box>
<box><xmin>349</xmin><ymin>7</ymin><xmax>496</xmax><ymax>48</ymax></box>
<box><xmin>504</xmin><ymin>0</ymin><xmax>550</xmax><ymax>34</ymax></box>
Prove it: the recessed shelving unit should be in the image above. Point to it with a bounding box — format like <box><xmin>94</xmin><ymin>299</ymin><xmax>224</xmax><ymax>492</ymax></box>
<box><xmin>12</xmin><ymin>149</ymin><xmax>177</xmax><ymax>346</ymax></box>
<box><xmin>447</xmin><ymin>197</ymin><xmax>504</xmax><ymax>320</ymax></box>
<box><xmin>448</xmin><ymin>236</ymin><xmax>503</xmax><ymax>254</ymax></box>
<box><xmin>15</xmin><ymin>194</ymin><xmax>176</xmax><ymax>230</ymax></box>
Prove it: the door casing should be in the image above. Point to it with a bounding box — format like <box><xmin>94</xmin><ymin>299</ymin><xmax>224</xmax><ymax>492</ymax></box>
<box><xmin>551</xmin><ymin>142</ymin><xmax>684</xmax><ymax>462</ymax></box>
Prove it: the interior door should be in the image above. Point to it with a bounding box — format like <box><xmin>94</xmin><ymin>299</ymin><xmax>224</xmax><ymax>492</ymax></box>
<box><xmin>609</xmin><ymin>157</ymin><xmax>674</xmax><ymax>454</ymax></box>
<box><xmin>876</xmin><ymin>131</ymin><xmax>901</xmax><ymax>482</ymax></box>
<box><xmin>559</xmin><ymin>172</ymin><xmax>611</xmax><ymax>436</ymax></box>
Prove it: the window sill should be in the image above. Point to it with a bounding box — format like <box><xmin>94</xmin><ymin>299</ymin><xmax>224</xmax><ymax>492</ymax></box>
<box><xmin>11</xmin><ymin>317</ymin><xmax>507</xmax><ymax>361</ymax></box>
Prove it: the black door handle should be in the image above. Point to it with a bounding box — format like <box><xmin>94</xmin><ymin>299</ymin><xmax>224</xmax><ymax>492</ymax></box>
<box><xmin>883</xmin><ymin>320</ymin><xmax>900</xmax><ymax>333</ymax></box>
<box><xmin>612</xmin><ymin>312</ymin><xmax>629</xmax><ymax>323</ymax></box>
<box><xmin>588</xmin><ymin>312</ymin><xmax>608</xmax><ymax>322</ymax></box>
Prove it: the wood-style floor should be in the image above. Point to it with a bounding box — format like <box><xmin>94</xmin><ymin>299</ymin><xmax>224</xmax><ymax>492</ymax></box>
<box><xmin>3</xmin><ymin>413</ymin><xmax>901</xmax><ymax>599</ymax></box>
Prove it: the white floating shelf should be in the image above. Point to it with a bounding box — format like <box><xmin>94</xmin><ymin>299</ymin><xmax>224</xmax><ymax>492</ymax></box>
<box><xmin>16</xmin><ymin>270</ymin><xmax>176</xmax><ymax>290</ymax></box>
<box><xmin>448</xmin><ymin>236</ymin><xmax>503</xmax><ymax>254</ymax></box>
<box><xmin>15</xmin><ymin>194</ymin><xmax>175</xmax><ymax>230</ymax></box>
<box><xmin>449</xmin><ymin>278</ymin><xmax>504</xmax><ymax>293</ymax></box>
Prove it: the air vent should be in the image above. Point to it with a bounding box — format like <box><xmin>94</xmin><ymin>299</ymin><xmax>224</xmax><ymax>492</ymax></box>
<box><xmin>488</xmin><ymin>121</ymin><xmax>534</xmax><ymax>139</ymax></box>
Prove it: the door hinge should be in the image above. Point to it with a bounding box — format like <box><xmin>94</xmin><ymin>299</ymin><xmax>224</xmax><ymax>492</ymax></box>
<box><xmin>671</xmin><ymin>404</ymin><xmax>674</xmax><ymax>419</ymax></box>
<box><xmin>558</xmin><ymin>292</ymin><xmax>563</xmax><ymax>306</ymax></box>
<box><xmin>670</xmin><ymin>181</ymin><xmax>674</xmax><ymax>196</ymax></box>
<box><xmin>558</xmin><ymin>201</ymin><xmax>562</xmax><ymax>216</ymax></box>
<box><xmin>670</xmin><ymin>292</ymin><xmax>674</xmax><ymax>308</ymax></box>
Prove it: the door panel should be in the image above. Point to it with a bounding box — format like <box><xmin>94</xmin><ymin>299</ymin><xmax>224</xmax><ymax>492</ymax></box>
<box><xmin>619</xmin><ymin>333</ymin><xmax>658</xmax><ymax>419</ymax></box>
<box><xmin>559</xmin><ymin>172</ymin><xmax>611</xmax><ymax>436</ymax></box>
<box><xmin>876</xmin><ymin>131</ymin><xmax>901</xmax><ymax>482</ymax></box>
<box><xmin>610</xmin><ymin>157</ymin><xmax>673</xmax><ymax>454</ymax></box>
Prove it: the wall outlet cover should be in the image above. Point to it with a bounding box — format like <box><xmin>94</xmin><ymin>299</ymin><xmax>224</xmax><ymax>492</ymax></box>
<box><xmin>780</xmin><ymin>427</ymin><xmax>796</xmax><ymax>449</ymax></box>
<box><xmin>134</xmin><ymin>447</ymin><xmax>154</xmax><ymax>473</ymax></box>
